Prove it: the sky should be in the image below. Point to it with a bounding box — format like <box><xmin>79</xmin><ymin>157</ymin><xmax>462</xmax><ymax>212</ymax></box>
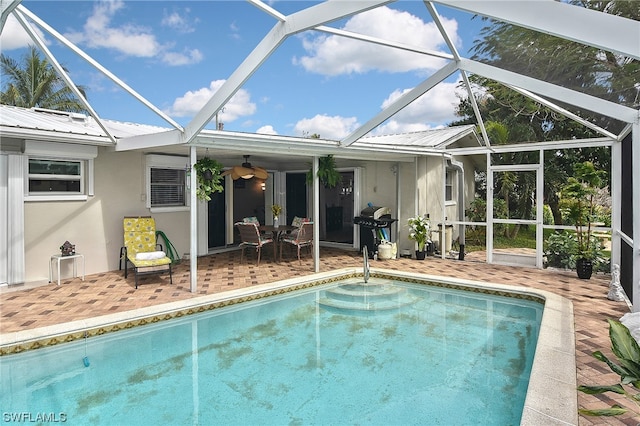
<box><xmin>0</xmin><ymin>0</ymin><xmax>486</xmax><ymax>140</ymax></box>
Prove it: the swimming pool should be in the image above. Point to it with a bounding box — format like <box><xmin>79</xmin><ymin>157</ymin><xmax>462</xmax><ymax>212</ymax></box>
<box><xmin>0</xmin><ymin>269</ymin><xmax>577</xmax><ymax>425</ymax></box>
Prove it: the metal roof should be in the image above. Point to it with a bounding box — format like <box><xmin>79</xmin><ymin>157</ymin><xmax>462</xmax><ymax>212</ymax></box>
<box><xmin>0</xmin><ymin>105</ymin><xmax>480</xmax><ymax>159</ymax></box>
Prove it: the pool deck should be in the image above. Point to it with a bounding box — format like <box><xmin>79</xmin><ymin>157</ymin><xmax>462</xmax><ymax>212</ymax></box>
<box><xmin>1</xmin><ymin>247</ymin><xmax>636</xmax><ymax>425</ymax></box>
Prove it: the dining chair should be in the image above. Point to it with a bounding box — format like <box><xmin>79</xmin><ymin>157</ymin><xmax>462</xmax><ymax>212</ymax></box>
<box><xmin>280</xmin><ymin>221</ymin><xmax>314</xmax><ymax>263</ymax></box>
<box><xmin>235</xmin><ymin>221</ymin><xmax>273</xmax><ymax>265</ymax></box>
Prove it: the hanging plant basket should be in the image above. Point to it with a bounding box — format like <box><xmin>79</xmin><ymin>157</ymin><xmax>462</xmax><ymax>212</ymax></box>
<box><xmin>306</xmin><ymin>155</ymin><xmax>341</xmax><ymax>188</ymax></box>
<box><xmin>194</xmin><ymin>157</ymin><xmax>224</xmax><ymax>201</ymax></box>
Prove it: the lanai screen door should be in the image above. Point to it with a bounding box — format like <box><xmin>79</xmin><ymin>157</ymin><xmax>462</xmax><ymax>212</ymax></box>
<box><xmin>487</xmin><ymin>156</ymin><xmax>543</xmax><ymax>268</ymax></box>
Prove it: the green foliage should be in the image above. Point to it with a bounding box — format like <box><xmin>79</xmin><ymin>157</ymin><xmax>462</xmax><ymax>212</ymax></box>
<box><xmin>407</xmin><ymin>215</ymin><xmax>430</xmax><ymax>251</ymax></box>
<box><xmin>542</xmin><ymin>204</ymin><xmax>554</xmax><ymax>225</ymax></box>
<box><xmin>544</xmin><ymin>232</ymin><xmax>579</xmax><ymax>270</ymax></box>
<box><xmin>306</xmin><ymin>155</ymin><xmax>341</xmax><ymax>188</ymax></box>
<box><xmin>543</xmin><ymin>230</ymin><xmax>609</xmax><ymax>272</ymax></box>
<box><xmin>1</xmin><ymin>46</ymin><xmax>87</xmax><ymax>112</ymax></box>
<box><xmin>560</xmin><ymin>161</ymin><xmax>606</xmax><ymax>260</ymax></box>
<box><xmin>194</xmin><ymin>157</ymin><xmax>224</xmax><ymax>201</ymax></box>
<box><xmin>578</xmin><ymin>320</ymin><xmax>640</xmax><ymax>418</ymax></box>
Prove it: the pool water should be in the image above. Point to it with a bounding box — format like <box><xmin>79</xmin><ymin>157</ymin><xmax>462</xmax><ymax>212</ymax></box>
<box><xmin>1</xmin><ymin>278</ymin><xmax>542</xmax><ymax>425</ymax></box>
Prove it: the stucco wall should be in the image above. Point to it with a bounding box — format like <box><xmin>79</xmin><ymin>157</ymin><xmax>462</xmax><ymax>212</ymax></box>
<box><xmin>24</xmin><ymin>149</ymin><xmax>190</xmax><ymax>283</ymax></box>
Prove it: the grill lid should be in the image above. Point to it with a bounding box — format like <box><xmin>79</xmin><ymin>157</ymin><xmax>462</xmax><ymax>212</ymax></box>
<box><xmin>360</xmin><ymin>206</ymin><xmax>391</xmax><ymax>219</ymax></box>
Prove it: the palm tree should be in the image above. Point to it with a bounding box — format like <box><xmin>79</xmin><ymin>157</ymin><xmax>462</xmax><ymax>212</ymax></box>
<box><xmin>0</xmin><ymin>45</ymin><xmax>87</xmax><ymax>112</ymax></box>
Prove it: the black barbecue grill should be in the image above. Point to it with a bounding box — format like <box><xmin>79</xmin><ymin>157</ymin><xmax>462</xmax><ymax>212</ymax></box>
<box><xmin>354</xmin><ymin>206</ymin><xmax>396</xmax><ymax>258</ymax></box>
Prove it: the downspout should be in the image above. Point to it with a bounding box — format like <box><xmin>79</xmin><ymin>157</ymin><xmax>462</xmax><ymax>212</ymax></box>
<box><xmin>448</xmin><ymin>158</ymin><xmax>465</xmax><ymax>259</ymax></box>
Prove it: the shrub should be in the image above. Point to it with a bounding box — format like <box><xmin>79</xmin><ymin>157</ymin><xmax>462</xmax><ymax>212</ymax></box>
<box><xmin>544</xmin><ymin>230</ymin><xmax>609</xmax><ymax>272</ymax></box>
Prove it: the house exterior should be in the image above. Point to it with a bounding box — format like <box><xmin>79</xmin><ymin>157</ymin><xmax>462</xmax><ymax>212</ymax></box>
<box><xmin>0</xmin><ymin>105</ymin><xmax>481</xmax><ymax>286</ymax></box>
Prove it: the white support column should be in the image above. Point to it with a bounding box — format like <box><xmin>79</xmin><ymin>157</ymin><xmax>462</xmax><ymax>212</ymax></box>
<box><xmin>486</xmin><ymin>152</ymin><xmax>493</xmax><ymax>264</ymax></box>
<box><xmin>190</xmin><ymin>146</ymin><xmax>198</xmax><ymax>293</ymax></box>
<box><xmin>7</xmin><ymin>154</ymin><xmax>25</xmax><ymax>285</ymax></box>
<box><xmin>611</xmin><ymin>138</ymin><xmax>622</xmax><ymax>274</ymax></box>
<box><xmin>536</xmin><ymin>149</ymin><xmax>544</xmax><ymax>268</ymax></box>
<box><xmin>313</xmin><ymin>156</ymin><xmax>320</xmax><ymax>273</ymax></box>
<box><xmin>441</xmin><ymin>155</ymin><xmax>447</xmax><ymax>259</ymax></box>
<box><xmin>632</xmin><ymin>122</ymin><xmax>640</xmax><ymax>311</ymax></box>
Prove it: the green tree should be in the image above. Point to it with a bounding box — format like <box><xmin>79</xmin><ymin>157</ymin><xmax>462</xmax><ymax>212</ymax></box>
<box><xmin>0</xmin><ymin>45</ymin><xmax>87</xmax><ymax>112</ymax></box>
<box><xmin>453</xmin><ymin>1</ymin><xmax>636</xmax><ymax>225</ymax></box>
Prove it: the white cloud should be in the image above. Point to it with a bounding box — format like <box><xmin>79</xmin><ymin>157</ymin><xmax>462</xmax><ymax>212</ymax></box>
<box><xmin>256</xmin><ymin>125</ymin><xmax>278</xmax><ymax>135</ymax></box>
<box><xmin>370</xmin><ymin>79</ymin><xmax>466</xmax><ymax>134</ymax></box>
<box><xmin>293</xmin><ymin>114</ymin><xmax>359</xmax><ymax>140</ymax></box>
<box><xmin>64</xmin><ymin>0</ymin><xmax>202</xmax><ymax>65</ymax></box>
<box><xmin>0</xmin><ymin>14</ymin><xmax>48</xmax><ymax>50</ymax></box>
<box><xmin>166</xmin><ymin>79</ymin><xmax>256</xmax><ymax>121</ymax></box>
<box><xmin>162</xmin><ymin>9</ymin><xmax>198</xmax><ymax>34</ymax></box>
<box><xmin>161</xmin><ymin>48</ymin><xmax>203</xmax><ymax>66</ymax></box>
<box><xmin>294</xmin><ymin>6</ymin><xmax>459</xmax><ymax>76</ymax></box>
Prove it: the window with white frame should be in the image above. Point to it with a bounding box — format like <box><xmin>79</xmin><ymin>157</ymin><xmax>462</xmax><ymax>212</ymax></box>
<box><xmin>445</xmin><ymin>169</ymin><xmax>456</xmax><ymax>202</ymax></box>
<box><xmin>146</xmin><ymin>154</ymin><xmax>189</xmax><ymax>211</ymax></box>
<box><xmin>24</xmin><ymin>141</ymin><xmax>97</xmax><ymax>201</ymax></box>
<box><xmin>28</xmin><ymin>158</ymin><xmax>83</xmax><ymax>194</ymax></box>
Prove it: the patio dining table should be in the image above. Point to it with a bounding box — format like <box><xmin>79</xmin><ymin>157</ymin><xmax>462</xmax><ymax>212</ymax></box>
<box><xmin>258</xmin><ymin>225</ymin><xmax>297</xmax><ymax>262</ymax></box>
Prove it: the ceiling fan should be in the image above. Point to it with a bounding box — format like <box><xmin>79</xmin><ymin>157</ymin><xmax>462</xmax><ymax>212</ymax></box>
<box><xmin>221</xmin><ymin>155</ymin><xmax>268</xmax><ymax>180</ymax></box>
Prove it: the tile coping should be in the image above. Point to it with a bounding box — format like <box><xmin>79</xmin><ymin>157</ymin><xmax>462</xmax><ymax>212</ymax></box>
<box><xmin>0</xmin><ymin>267</ymin><xmax>577</xmax><ymax>425</ymax></box>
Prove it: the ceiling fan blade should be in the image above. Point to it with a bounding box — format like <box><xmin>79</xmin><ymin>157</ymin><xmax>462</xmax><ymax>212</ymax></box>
<box><xmin>253</xmin><ymin>167</ymin><xmax>269</xmax><ymax>180</ymax></box>
<box><xmin>221</xmin><ymin>169</ymin><xmax>233</xmax><ymax>177</ymax></box>
<box><xmin>230</xmin><ymin>170</ymin><xmax>241</xmax><ymax>180</ymax></box>
<box><xmin>236</xmin><ymin>166</ymin><xmax>255</xmax><ymax>178</ymax></box>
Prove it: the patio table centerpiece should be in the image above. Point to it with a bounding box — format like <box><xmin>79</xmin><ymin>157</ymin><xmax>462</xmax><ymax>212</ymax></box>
<box><xmin>271</xmin><ymin>204</ymin><xmax>282</xmax><ymax>228</ymax></box>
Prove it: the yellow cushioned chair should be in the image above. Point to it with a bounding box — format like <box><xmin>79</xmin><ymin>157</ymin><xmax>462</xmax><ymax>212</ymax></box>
<box><xmin>119</xmin><ymin>216</ymin><xmax>173</xmax><ymax>289</ymax></box>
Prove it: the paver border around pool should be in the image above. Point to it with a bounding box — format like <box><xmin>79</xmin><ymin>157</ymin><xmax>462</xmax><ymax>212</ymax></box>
<box><xmin>0</xmin><ymin>267</ymin><xmax>577</xmax><ymax>425</ymax></box>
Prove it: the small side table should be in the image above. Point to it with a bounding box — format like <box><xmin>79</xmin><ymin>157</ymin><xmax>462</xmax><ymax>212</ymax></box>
<box><xmin>50</xmin><ymin>253</ymin><xmax>85</xmax><ymax>286</ymax></box>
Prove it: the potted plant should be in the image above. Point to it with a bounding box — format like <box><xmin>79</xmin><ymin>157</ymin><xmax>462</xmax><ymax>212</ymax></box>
<box><xmin>560</xmin><ymin>161</ymin><xmax>605</xmax><ymax>279</ymax></box>
<box><xmin>271</xmin><ymin>204</ymin><xmax>282</xmax><ymax>227</ymax></box>
<box><xmin>306</xmin><ymin>155</ymin><xmax>341</xmax><ymax>188</ymax></box>
<box><xmin>407</xmin><ymin>214</ymin><xmax>430</xmax><ymax>260</ymax></box>
<box><xmin>194</xmin><ymin>157</ymin><xmax>224</xmax><ymax>201</ymax></box>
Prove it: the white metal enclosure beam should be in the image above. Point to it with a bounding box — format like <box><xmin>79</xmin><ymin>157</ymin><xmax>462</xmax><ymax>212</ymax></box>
<box><xmin>459</xmin><ymin>59</ymin><xmax>639</xmax><ymax>124</ymax></box>
<box><xmin>0</xmin><ymin>0</ymin><xmax>20</xmax><ymax>30</ymax></box>
<box><xmin>182</xmin><ymin>0</ymin><xmax>393</xmax><ymax>144</ymax></box>
<box><xmin>16</xmin><ymin>5</ymin><xmax>183</xmax><ymax>131</ymax></box>
<box><xmin>341</xmin><ymin>60</ymin><xmax>459</xmax><ymax>146</ymax></box>
<box><xmin>435</xmin><ymin>0</ymin><xmax>640</xmax><ymax>60</ymax></box>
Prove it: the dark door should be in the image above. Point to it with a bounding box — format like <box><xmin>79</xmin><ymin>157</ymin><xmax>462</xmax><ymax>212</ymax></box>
<box><xmin>208</xmin><ymin>189</ymin><xmax>226</xmax><ymax>248</ymax></box>
<box><xmin>286</xmin><ymin>173</ymin><xmax>307</xmax><ymax>225</ymax></box>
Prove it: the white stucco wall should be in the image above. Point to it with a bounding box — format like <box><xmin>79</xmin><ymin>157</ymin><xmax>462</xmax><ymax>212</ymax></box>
<box><xmin>24</xmin><ymin>149</ymin><xmax>191</xmax><ymax>283</ymax></box>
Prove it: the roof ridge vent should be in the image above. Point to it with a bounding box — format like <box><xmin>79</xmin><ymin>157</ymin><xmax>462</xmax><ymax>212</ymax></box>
<box><xmin>31</xmin><ymin>107</ymin><xmax>88</xmax><ymax>123</ymax></box>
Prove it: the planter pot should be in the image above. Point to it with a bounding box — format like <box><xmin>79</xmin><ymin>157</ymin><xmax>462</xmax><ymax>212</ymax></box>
<box><xmin>576</xmin><ymin>258</ymin><xmax>593</xmax><ymax>279</ymax></box>
<box><xmin>415</xmin><ymin>250</ymin><xmax>426</xmax><ymax>260</ymax></box>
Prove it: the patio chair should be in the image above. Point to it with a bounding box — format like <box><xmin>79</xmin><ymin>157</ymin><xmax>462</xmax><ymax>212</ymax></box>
<box><xmin>235</xmin><ymin>221</ymin><xmax>273</xmax><ymax>265</ymax></box>
<box><xmin>288</xmin><ymin>216</ymin><xmax>310</xmax><ymax>238</ymax></box>
<box><xmin>119</xmin><ymin>216</ymin><xmax>173</xmax><ymax>289</ymax></box>
<box><xmin>280</xmin><ymin>221</ymin><xmax>314</xmax><ymax>263</ymax></box>
<box><xmin>243</xmin><ymin>216</ymin><xmax>260</xmax><ymax>225</ymax></box>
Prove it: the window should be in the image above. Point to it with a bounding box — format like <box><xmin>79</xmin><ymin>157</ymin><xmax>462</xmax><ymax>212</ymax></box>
<box><xmin>28</xmin><ymin>159</ymin><xmax>83</xmax><ymax>194</ymax></box>
<box><xmin>23</xmin><ymin>141</ymin><xmax>97</xmax><ymax>202</ymax></box>
<box><xmin>150</xmin><ymin>168</ymin><xmax>185</xmax><ymax>207</ymax></box>
<box><xmin>445</xmin><ymin>169</ymin><xmax>456</xmax><ymax>202</ymax></box>
<box><xmin>146</xmin><ymin>154</ymin><xmax>189</xmax><ymax>212</ymax></box>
